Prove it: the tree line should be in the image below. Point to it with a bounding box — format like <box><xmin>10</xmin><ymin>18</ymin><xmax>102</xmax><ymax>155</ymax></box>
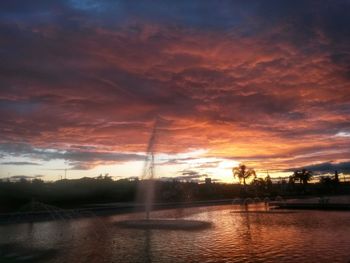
<box><xmin>0</xmin><ymin>165</ymin><xmax>348</xmax><ymax>213</ymax></box>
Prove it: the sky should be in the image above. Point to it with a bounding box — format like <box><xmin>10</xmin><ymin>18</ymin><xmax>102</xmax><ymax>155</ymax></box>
<box><xmin>0</xmin><ymin>0</ymin><xmax>350</xmax><ymax>182</ymax></box>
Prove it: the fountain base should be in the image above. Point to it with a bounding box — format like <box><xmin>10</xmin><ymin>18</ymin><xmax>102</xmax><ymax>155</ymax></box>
<box><xmin>116</xmin><ymin>219</ymin><xmax>212</xmax><ymax>230</ymax></box>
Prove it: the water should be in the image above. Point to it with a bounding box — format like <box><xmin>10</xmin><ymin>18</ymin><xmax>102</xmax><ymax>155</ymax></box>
<box><xmin>1</xmin><ymin>204</ymin><xmax>350</xmax><ymax>262</ymax></box>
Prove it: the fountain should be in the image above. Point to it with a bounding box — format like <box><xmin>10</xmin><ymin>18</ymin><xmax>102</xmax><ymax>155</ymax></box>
<box><xmin>116</xmin><ymin>118</ymin><xmax>211</xmax><ymax>230</ymax></box>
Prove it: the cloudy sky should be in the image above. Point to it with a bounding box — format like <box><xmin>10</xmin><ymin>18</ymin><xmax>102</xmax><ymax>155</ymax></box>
<box><xmin>0</xmin><ymin>0</ymin><xmax>349</xmax><ymax>182</ymax></box>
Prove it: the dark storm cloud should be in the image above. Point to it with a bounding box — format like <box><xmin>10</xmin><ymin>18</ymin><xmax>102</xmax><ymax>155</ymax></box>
<box><xmin>253</xmin><ymin>0</ymin><xmax>350</xmax><ymax>42</ymax></box>
<box><xmin>253</xmin><ymin>0</ymin><xmax>350</xmax><ymax>74</ymax></box>
<box><xmin>289</xmin><ymin>161</ymin><xmax>350</xmax><ymax>174</ymax></box>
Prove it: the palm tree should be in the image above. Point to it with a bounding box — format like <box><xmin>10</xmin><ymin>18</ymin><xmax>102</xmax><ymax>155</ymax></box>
<box><xmin>232</xmin><ymin>164</ymin><xmax>256</xmax><ymax>186</ymax></box>
<box><xmin>293</xmin><ymin>169</ymin><xmax>312</xmax><ymax>185</ymax></box>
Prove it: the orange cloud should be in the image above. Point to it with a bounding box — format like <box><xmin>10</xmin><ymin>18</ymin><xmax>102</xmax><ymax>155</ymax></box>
<box><xmin>0</xmin><ymin>2</ymin><xmax>350</xmax><ymax>175</ymax></box>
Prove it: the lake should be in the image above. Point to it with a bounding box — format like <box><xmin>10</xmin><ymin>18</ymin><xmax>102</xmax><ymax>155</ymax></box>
<box><xmin>1</xmin><ymin>204</ymin><xmax>350</xmax><ymax>262</ymax></box>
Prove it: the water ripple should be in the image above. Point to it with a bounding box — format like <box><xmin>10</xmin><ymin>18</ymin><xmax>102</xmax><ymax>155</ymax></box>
<box><xmin>0</xmin><ymin>204</ymin><xmax>349</xmax><ymax>262</ymax></box>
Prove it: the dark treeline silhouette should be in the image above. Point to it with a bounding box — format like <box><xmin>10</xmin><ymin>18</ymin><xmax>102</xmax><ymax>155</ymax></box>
<box><xmin>0</xmin><ymin>177</ymin><xmax>240</xmax><ymax>213</ymax></box>
<box><xmin>1</xmin><ymin>170</ymin><xmax>349</xmax><ymax>213</ymax></box>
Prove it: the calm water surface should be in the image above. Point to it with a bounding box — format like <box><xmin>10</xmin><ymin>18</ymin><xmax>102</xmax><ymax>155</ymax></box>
<box><xmin>0</xmin><ymin>204</ymin><xmax>350</xmax><ymax>263</ymax></box>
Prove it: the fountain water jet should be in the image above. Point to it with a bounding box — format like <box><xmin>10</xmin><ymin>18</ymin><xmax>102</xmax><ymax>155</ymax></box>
<box><xmin>116</xmin><ymin>117</ymin><xmax>211</xmax><ymax>230</ymax></box>
<box><xmin>141</xmin><ymin>117</ymin><xmax>158</xmax><ymax>220</ymax></box>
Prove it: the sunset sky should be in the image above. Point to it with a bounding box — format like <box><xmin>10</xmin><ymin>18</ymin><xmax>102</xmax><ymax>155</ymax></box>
<box><xmin>0</xmin><ymin>0</ymin><xmax>350</xmax><ymax>182</ymax></box>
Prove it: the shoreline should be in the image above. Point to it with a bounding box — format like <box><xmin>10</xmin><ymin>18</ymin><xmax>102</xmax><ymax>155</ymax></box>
<box><xmin>273</xmin><ymin>202</ymin><xmax>350</xmax><ymax>210</ymax></box>
<box><xmin>0</xmin><ymin>199</ymin><xmax>234</xmax><ymax>225</ymax></box>
<box><xmin>2</xmin><ymin>196</ymin><xmax>350</xmax><ymax>225</ymax></box>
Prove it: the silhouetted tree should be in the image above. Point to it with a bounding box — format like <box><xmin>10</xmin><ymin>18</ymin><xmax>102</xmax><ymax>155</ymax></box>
<box><xmin>265</xmin><ymin>175</ymin><xmax>272</xmax><ymax>192</ymax></box>
<box><xmin>251</xmin><ymin>177</ymin><xmax>265</xmax><ymax>196</ymax></box>
<box><xmin>288</xmin><ymin>175</ymin><xmax>295</xmax><ymax>192</ymax></box>
<box><xmin>293</xmin><ymin>169</ymin><xmax>313</xmax><ymax>185</ymax></box>
<box><xmin>320</xmin><ymin>176</ymin><xmax>334</xmax><ymax>194</ymax></box>
<box><xmin>233</xmin><ymin>164</ymin><xmax>256</xmax><ymax>186</ymax></box>
<box><xmin>320</xmin><ymin>170</ymin><xmax>340</xmax><ymax>194</ymax></box>
<box><xmin>334</xmin><ymin>170</ymin><xmax>339</xmax><ymax>183</ymax></box>
<box><xmin>32</xmin><ymin>178</ymin><xmax>44</xmax><ymax>185</ymax></box>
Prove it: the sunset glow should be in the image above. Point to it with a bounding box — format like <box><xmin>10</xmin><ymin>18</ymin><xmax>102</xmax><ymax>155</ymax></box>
<box><xmin>0</xmin><ymin>1</ymin><xmax>349</xmax><ymax>182</ymax></box>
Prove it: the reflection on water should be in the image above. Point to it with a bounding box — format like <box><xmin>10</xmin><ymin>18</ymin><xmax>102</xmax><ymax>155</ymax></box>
<box><xmin>1</xmin><ymin>204</ymin><xmax>350</xmax><ymax>262</ymax></box>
